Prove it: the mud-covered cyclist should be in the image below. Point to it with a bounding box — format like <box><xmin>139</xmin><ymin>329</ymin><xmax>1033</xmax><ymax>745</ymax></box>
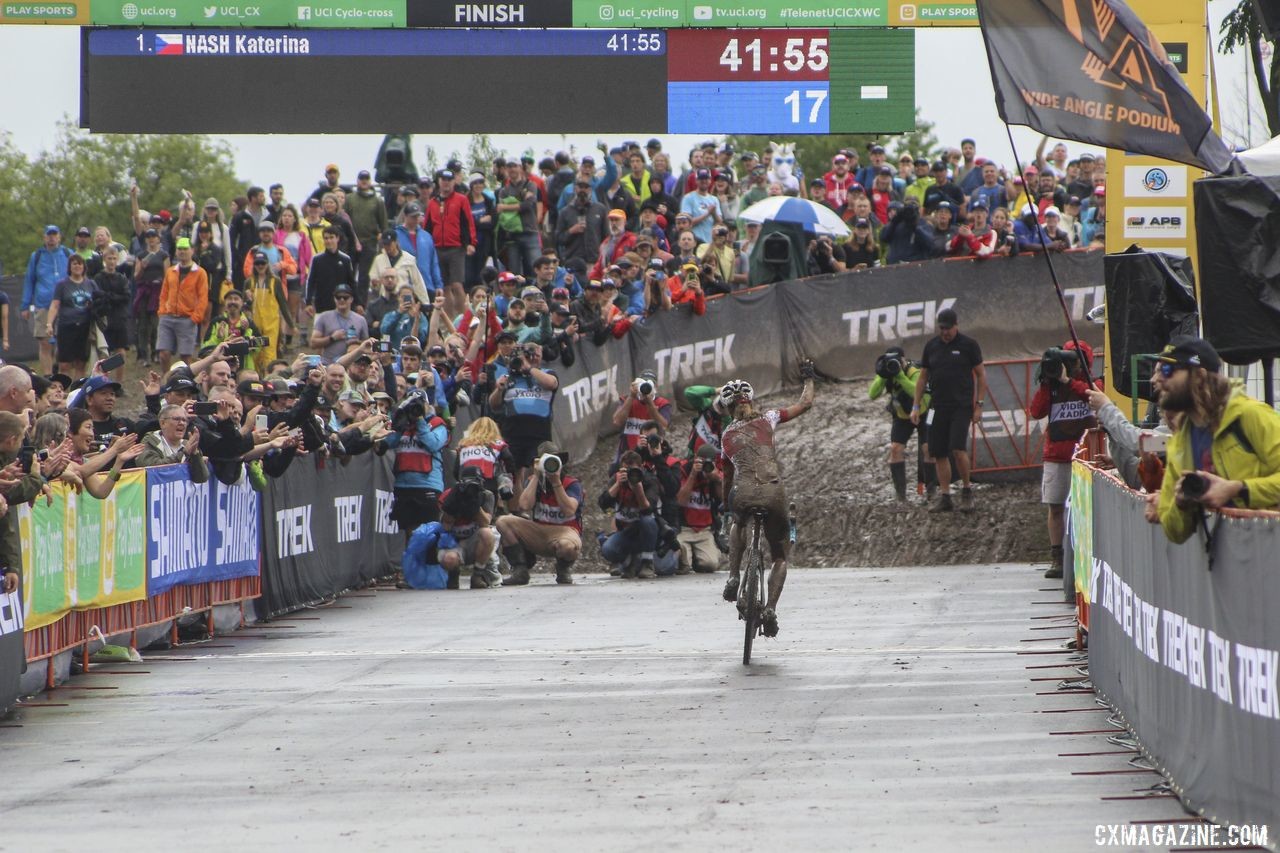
<box><xmin>719</xmin><ymin>360</ymin><xmax>817</xmax><ymax>639</ymax></box>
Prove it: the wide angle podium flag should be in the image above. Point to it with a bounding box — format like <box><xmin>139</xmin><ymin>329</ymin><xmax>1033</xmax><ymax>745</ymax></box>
<box><xmin>974</xmin><ymin>0</ymin><xmax>1235</xmax><ymax>175</ymax></box>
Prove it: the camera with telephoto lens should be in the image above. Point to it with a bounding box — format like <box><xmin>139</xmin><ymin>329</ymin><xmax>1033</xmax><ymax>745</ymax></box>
<box><xmin>391</xmin><ymin>390</ymin><xmax>426</xmax><ymax>434</ymax></box>
<box><xmin>1039</xmin><ymin>347</ymin><xmax>1079</xmax><ymax>383</ymax></box>
<box><xmin>449</xmin><ymin>469</ymin><xmax>487</xmax><ymax>518</ymax></box>
<box><xmin>635</xmin><ymin>378</ymin><xmax>654</xmax><ymax>397</ymax></box>
<box><xmin>535</xmin><ymin>453</ymin><xmax>562</xmax><ymax>475</ymax></box>
<box><xmin>247</xmin><ymin>336</ymin><xmax>270</xmax><ymax>349</ymax></box>
<box><xmin>507</xmin><ymin>354</ymin><xmax>526</xmax><ymax>376</ymax></box>
<box><xmin>698</xmin><ymin>458</ymin><xmax>715</xmax><ymax>474</ymax></box>
<box><xmin>875</xmin><ymin>352</ymin><xmax>904</xmax><ymax>380</ymax></box>
<box><xmin>626</xmin><ymin>466</ymin><xmax>644</xmax><ymax>484</ymax></box>
<box><xmin>1181</xmin><ymin>472</ymin><xmax>1210</xmax><ymax>500</ymax></box>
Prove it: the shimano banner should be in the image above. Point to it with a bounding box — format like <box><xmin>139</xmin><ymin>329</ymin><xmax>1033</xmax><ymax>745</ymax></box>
<box><xmin>147</xmin><ymin>466</ymin><xmax>260</xmax><ymax>596</ymax></box>
<box><xmin>1089</xmin><ymin>471</ymin><xmax>1280</xmax><ymax>837</ymax></box>
<box><xmin>259</xmin><ymin>453</ymin><xmax>402</xmax><ymax>617</ymax></box>
<box><xmin>777</xmin><ymin>251</ymin><xmax>1104</xmax><ymax>381</ymax></box>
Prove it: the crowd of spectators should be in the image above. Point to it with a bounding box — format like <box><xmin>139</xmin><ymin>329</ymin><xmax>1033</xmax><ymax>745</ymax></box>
<box><xmin>4</xmin><ymin>134</ymin><xmax>1110</xmax><ymax>590</ymax></box>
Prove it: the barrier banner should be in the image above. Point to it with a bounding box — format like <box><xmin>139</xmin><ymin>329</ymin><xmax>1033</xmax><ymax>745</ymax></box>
<box><xmin>1068</xmin><ymin>461</ymin><xmax>1094</xmax><ymax>602</ymax></box>
<box><xmin>775</xmin><ymin>251</ymin><xmax>1104</xmax><ymax>383</ymax></box>
<box><xmin>1089</xmin><ymin>472</ymin><xmax>1280</xmax><ymax>837</ymax></box>
<box><xmin>259</xmin><ymin>454</ymin><xmax>402</xmax><ymax>617</ymax></box>
<box><xmin>551</xmin><ymin>327</ymin><xmax>634</xmax><ymax>461</ymax></box>
<box><xmin>628</xmin><ymin>286</ymin><xmax>784</xmax><ymax>404</ymax></box>
<box><xmin>0</xmin><ymin>591</ymin><xmax>23</xmax><ymax>715</ymax></box>
<box><xmin>146</xmin><ymin>465</ymin><xmax>259</xmax><ymax>596</ymax></box>
<box><xmin>19</xmin><ymin>473</ymin><xmax>147</xmax><ymax>630</ymax></box>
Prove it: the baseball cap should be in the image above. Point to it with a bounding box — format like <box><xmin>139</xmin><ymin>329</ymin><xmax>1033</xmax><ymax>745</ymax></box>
<box><xmin>237</xmin><ymin>379</ymin><xmax>269</xmax><ymax>397</ymax></box>
<box><xmin>853</xmin><ymin>217</ymin><xmax>871</xmax><ymax>228</ymax></box>
<box><xmin>552</xmin><ymin>304</ymin><xmax>571</xmax><ymax>316</ymax></box>
<box><xmin>616</xmin><ymin>257</ymin><xmax>634</xmax><ymax>269</ymax></box>
<box><xmin>357</xmin><ymin>169</ymin><xmax>371</xmax><ymax>180</ymax></box>
<box><xmin>936</xmin><ymin>201</ymin><xmax>954</xmax><ymax>212</ymax></box>
<box><xmin>497</xmin><ymin>271</ymin><xmax>519</xmax><ymax>284</ymax></box>
<box><xmin>607</xmin><ymin>209</ymin><xmax>627</xmax><ymax>220</ymax></box>
<box><xmin>338</xmin><ymin>390</ymin><xmax>367</xmax><ymax>405</ymax></box>
<box><xmin>268</xmin><ymin>379</ymin><xmax>296</xmax><ymax>398</ymax></box>
<box><xmin>258</xmin><ymin>221</ymin><xmax>275</xmax><ymax>232</ymax></box>
<box><xmin>931</xmin><ymin>161</ymin><xmax>948</xmax><ymax>172</ymax></box>
<box><xmin>1067</xmin><ymin>195</ymin><xmax>1082</xmax><ymax>206</ymax></box>
<box><xmin>1043</xmin><ymin>206</ymin><xmax>1061</xmax><ymax>218</ymax></box>
<box><xmin>646</xmin><ymin>138</ymin><xmax>662</xmax><ymax>149</ymax></box>
<box><xmin>564</xmin><ymin>257</ymin><xmax>588</xmax><ymax>276</ymax></box>
<box><xmin>936</xmin><ymin>308</ymin><xmax>958</xmax><ymax>328</ymax></box>
<box><xmin>1094</xmin><ymin>186</ymin><xmax>1106</xmax><ymax>197</ymax></box>
<box><xmin>585</xmin><ymin>279</ymin><xmax>602</xmax><ymax>291</ymax></box>
<box><xmin>969</xmin><ymin>198</ymin><xmax>989</xmax><ymax>210</ymax></box>
<box><xmin>252</xmin><ymin>250</ymin><xmax>268</xmax><ymax>263</ymax></box>
<box><xmin>581</xmin><ymin>155</ymin><xmax>595</xmax><ymax>165</ymax></box>
<box><xmin>601</xmin><ymin>278</ymin><xmax>618</xmax><ymax>289</ymax></box>
<box><xmin>426</xmin><ymin>344</ymin><xmax>447</xmax><ymax>357</ymax></box>
<box><xmin>913</xmin><ymin>158</ymin><xmax>929</xmax><ymax>167</ymax></box>
<box><xmin>878</xmin><ymin>165</ymin><xmax>894</xmax><ymax>176</ymax></box>
<box><xmin>1156</xmin><ymin>336</ymin><xmax>1222</xmax><ymax>373</ymax></box>
<box><xmin>832</xmin><ymin>153</ymin><xmax>849</xmax><ymax>163</ymax></box>
<box><xmin>161</xmin><ymin>377</ymin><xmax>198</xmax><ymax>395</ymax></box>
<box><xmin>175</xmin><ymin>237</ymin><xmax>191</xmax><ymax>250</ymax></box>
<box><xmin>325</xmin><ymin>162</ymin><xmax>340</xmax><ymax>172</ymax></box>
<box><xmin>333</xmin><ymin>284</ymin><xmax>354</xmax><ymax>297</ymax></box>
<box><xmin>436</xmin><ymin>169</ymin><xmax>454</xmax><ymax>181</ymax></box>
<box><xmin>551</xmin><ymin>287</ymin><xmax>570</xmax><ymax>300</ymax></box>
<box><xmin>380</xmin><ymin>229</ymin><xmax>397</xmax><ymax>244</ymax></box>
<box><xmin>403</xmin><ymin>202</ymin><xmax>423</xmax><ymax>216</ymax></box>
<box><xmin>870</xmin><ymin>145</ymin><xmax>886</xmax><ymax>154</ymax></box>
<box><xmin>75</xmin><ymin>226</ymin><xmax>91</xmax><ymax>237</ymax></box>
<box><xmin>83</xmin><ymin>375</ymin><xmax>122</xmax><ymax>396</ymax></box>
<box><xmin>680</xmin><ymin>262</ymin><xmax>700</xmax><ymax>274</ymax></box>
<box><xmin>306</xmin><ymin>197</ymin><xmax>322</xmax><ymax>207</ymax></box>
<box><xmin>1079</xmin><ymin>152</ymin><xmax>1096</xmax><ymax>162</ymax></box>
<box><xmin>695</xmin><ymin>168</ymin><xmax>712</xmax><ymax>180</ymax></box>
<box><xmin>371</xmin><ymin>391</ymin><xmax>392</xmax><ymax>403</ymax></box>
<box><xmin>496</xmin><ymin>330</ymin><xmax>518</xmax><ymax>343</ymax></box>
<box><xmin>43</xmin><ymin>224</ymin><xmax>60</xmax><ymax>236</ymax></box>
<box><xmin>520</xmin><ymin>285</ymin><xmax>544</xmax><ymax>299</ymax></box>
<box><xmin>204</xmin><ymin>197</ymin><xmax>221</xmax><ymax>209</ymax></box>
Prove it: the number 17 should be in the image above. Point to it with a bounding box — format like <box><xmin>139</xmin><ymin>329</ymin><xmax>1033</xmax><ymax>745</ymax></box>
<box><xmin>784</xmin><ymin>89</ymin><xmax>827</xmax><ymax>124</ymax></box>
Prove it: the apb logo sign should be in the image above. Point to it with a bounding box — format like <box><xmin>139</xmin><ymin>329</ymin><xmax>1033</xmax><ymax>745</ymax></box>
<box><xmin>1124</xmin><ymin>164</ymin><xmax>1187</xmax><ymax>197</ymax></box>
<box><xmin>1123</xmin><ymin>206</ymin><xmax>1186</xmax><ymax>240</ymax></box>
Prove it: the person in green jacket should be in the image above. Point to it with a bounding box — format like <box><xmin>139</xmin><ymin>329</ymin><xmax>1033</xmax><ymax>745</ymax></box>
<box><xmin>344</xmin><ymin>169</ymin><xmax>390</xmax><ymax>287</ymax></box>
<box><xmin>869</xmin><ymin>346</ymin><xmax>935</xmax><ymax>502</ymax></box>
<box><xmin>683</xmin><ymin>384</ymin><xmax>728</xmax><ymax>460</ymax></box>
<box><xmin>1153</xmin><ymin>337</ymin><xmax>1280</xmax><ymax>544</ymax></box>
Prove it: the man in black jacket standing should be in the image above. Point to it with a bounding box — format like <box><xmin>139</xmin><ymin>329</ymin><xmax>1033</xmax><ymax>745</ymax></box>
<box><xmin>306</xmin><ymin>226</ymin><xmax>358</xmax><ymax>315</ymax></box>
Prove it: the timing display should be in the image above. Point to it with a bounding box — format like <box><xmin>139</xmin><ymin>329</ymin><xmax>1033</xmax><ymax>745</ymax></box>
<box><xmin>81</xmin><ymin>27</ymin><xmax>913</xmax><ymax>135</ymax></box>
<box><xmin>666</xmin><ymin>27</ymin><xmax>912</xmax><ymax>133</ymax></box>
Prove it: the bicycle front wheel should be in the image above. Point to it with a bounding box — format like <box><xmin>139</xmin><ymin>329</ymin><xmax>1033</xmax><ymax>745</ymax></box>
<box><xmin>741</xmin><ymin>546</ymin><xmax>763</xmax><ymax>665</ymax></box>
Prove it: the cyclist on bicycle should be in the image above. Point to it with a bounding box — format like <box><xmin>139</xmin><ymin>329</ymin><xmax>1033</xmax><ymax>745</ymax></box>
<box><xmin>719</xmin><ymin>360</ymin><xmax>816</xmax><ymax>638</ymax></box>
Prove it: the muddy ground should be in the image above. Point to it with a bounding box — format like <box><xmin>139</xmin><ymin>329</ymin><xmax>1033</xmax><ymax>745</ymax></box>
<box><xmin>574</xmin><ymin>378</ymin><xmax>1050</xmax><ymax>570</ymax></box>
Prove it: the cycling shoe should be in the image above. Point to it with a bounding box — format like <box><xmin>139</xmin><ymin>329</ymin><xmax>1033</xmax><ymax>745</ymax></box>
<box><xmin>722</xmin><ymin>575</ymin><xmax>740</xmax><ymax>602</ymax></box>
<box><xmin>760</xmin><ymin>607</ymin><xmax>779</xmax><ymax>638</ymax></box>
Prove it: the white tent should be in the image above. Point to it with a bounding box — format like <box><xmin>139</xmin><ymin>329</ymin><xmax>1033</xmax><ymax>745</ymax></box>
<box><xmin>1235</xmin><ymin>135</ymin><xmax>1280</xmax><ymax>177</ymax></box>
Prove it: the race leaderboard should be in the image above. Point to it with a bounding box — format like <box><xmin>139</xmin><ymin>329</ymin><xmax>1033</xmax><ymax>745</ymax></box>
<box><xmin>81</xmin><ymin>26</ymin><xmax>913</xmax><ymax>133</ymax></box>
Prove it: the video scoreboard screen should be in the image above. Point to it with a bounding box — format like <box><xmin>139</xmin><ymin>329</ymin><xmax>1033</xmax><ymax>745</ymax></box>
<box><xmin>80</xmin><ymin>27</ymin><xmax>914</xmax><ymax>134</ymax></box>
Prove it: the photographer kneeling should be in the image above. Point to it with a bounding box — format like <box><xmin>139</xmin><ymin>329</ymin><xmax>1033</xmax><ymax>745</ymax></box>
<box><xmin>1029</xmin><ymin>340</ymin><xmax>1098</xmax><ymax>578</ymax></box>
<box><xmin>868</xmin><ymin>346</ymin><xmax>935</xmax><ymax>502</ymax></box>
<box><xmin>598</xmin><ymin>450</ymin><xmax>661</xmax><ymax>579</ymax></box>
<box><xmin>438</xmin><ymin>468</ymin><xmax>499</xmax><ymax>590</ymax></box>
<box><xmin>495</xmin><ymin>443</ymin><xmax>582</xmax><ymax>586</ymax></box>
<box><xmin>676</xmin><ymin>445</ymin><xmax>725</xmax><ymax>574</ymax></box>
<box><xmin>1153</xmin><ymin>337</ymin><xmax>1280</xmax><ymax>544</ymax></box>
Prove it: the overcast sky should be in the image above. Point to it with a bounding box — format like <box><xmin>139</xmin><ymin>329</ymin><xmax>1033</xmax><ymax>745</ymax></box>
<box><xmin>0</xmin><ymin>1</ymin><xmax>1258</xmax><ymax>206</ymax></box>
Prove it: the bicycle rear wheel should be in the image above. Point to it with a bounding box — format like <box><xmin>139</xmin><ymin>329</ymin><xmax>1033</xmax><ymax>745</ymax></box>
<box><xmin>741</xmin><ymin>545</ymin><xmax>763</xmax><ymax>665</ymax></box>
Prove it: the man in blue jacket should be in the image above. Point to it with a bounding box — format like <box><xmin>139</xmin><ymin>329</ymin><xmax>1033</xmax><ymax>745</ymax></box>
<box><xmin>379</xmin><ymin>389</ymin><xmax>450</xmax><ymax>542</ymax></box>
<box><xmin>24</xmin><ymin>225</ymin><xmax>72</xmax><ymax>373</ymax></box>
<box><xmin>395</xmin><ymin>203</ymin><xmax>445</xmax><ymax>299</ymax></box>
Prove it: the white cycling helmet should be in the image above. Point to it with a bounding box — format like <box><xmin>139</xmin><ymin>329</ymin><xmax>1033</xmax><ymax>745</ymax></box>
<box><xmin>718</xmin><ymin>379</ymin><xmax>754</xmax><ymax>406</ymax></box>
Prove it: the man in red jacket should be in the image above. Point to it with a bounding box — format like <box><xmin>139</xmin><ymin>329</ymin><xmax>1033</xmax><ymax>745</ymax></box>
<box><xmin>1028</xmin><ymin>339</ymin><xmax>1099</xmax><ymax>578</ymax></box>
<box><xmin>424</xmin><ymin>170</ymin><xmax>477</xmax><ymax>317</ymax></box>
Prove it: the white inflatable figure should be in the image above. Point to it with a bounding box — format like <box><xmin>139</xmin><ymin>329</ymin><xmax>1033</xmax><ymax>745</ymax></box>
<box><xmin>768</xmin><ymin>142</ymin><xmax>801</xmax><ymax>194</ymax></box>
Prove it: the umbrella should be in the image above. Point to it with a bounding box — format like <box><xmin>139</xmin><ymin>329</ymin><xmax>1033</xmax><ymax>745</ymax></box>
<box><xmin>737</xmin><ymin>197</ymin><xmax>850</xmax><ymax>238</ymax></box>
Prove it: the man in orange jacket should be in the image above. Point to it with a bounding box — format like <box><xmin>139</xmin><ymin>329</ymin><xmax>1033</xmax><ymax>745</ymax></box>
<box><xmin>157</xmin><ymin>237</ymin><xmax>209</xmax><ymax>373</ymax></box>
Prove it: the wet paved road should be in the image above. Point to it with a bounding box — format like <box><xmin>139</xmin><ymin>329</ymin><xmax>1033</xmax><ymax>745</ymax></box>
<box><xmin>1</xmin><ymin>565</ymin><xmax>1191</xmax><ymax>852</ymax></box>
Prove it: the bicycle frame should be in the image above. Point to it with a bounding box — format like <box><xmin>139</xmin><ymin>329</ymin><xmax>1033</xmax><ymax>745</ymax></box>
<box><xmin>738</xmin><ymin>510</ymin><xmax>769</xmax><ymax>665</ymax></box>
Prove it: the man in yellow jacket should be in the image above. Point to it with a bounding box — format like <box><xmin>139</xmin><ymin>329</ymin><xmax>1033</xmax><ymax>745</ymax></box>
<box><xmin>1156</xmin><ymin>337</ymin><xmax>1280</xmax><ymax>544</ymax></box>
<box><xmin>157</xmin><ymin>237</ymin><xmax>209</xmax><ymax>374</ymax></box>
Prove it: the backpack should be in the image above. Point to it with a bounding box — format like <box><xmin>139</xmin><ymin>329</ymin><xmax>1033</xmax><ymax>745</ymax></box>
<box><xmin>497</xmin><ymin>197</ymin><xmax>523</xmax><ymax>235</ymax></box>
